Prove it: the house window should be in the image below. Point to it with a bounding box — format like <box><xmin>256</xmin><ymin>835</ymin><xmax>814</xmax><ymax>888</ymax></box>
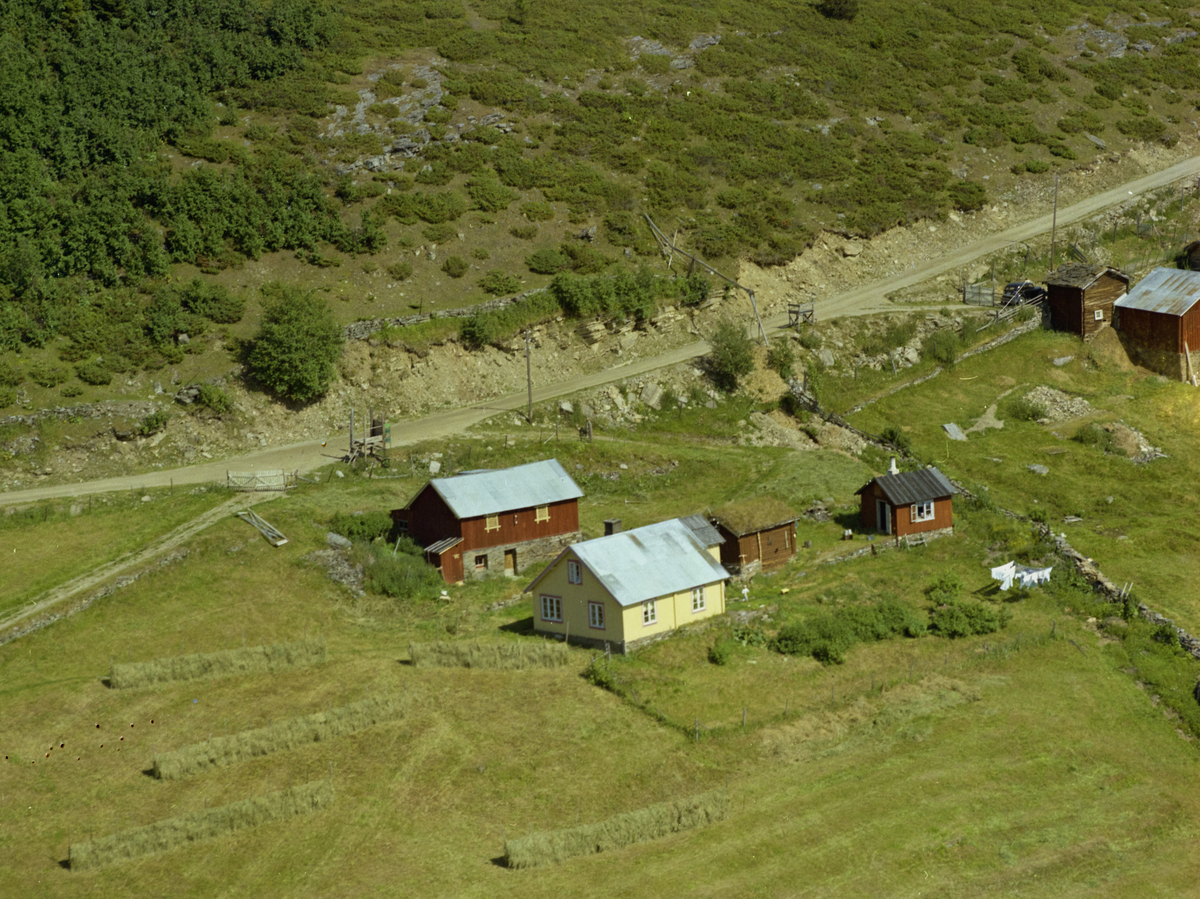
<box><xmin>643</xmin><ymin>599</ymin><xmax>657</xmax><ymax>626</ymax></box>
<box><xmin>588</xmin><ymin>601</ymin><xmax>605</xmax><ymax>629</ymax></box>
<box><xmin>1094</xmin><ymin>309</ymin><xmax>1104</xmax><ymax>321</ymax></box>
<box><xmin>485</xmin><ymin>515</ymin><xmax>500</xmax><ymax>532</ymax></box>
<box><xmin>567</xmin><ymin>560</ymin><xmax>582</xmax><ymax>584</ymax></box>
<box><xmin>535</xmin><ymin>505</ymin><xmax>550</xmax><ymax>523</ymax></box>
<box><xmin>912</xmin><ymin>501</ymin><xmax>935</xmax><ymax>523</ymax></box>
<box><xmin>691</xmin><ymin>587</ymin><xmax>706</xmax><ymax>613</ymax></box>
<box><xmin>540</xmin><ymin>595</ymin><xmax>562</xmax><ymax>622</ymax></box>
<box><xmin>394</xmin><ymin>518</ymin><xmax>408</xmax><ymax>533</ymax></box>
<box><xmin>475</xmin><ymin>555</ymin><xmax>488</xmax><ymax>571</ymax></box>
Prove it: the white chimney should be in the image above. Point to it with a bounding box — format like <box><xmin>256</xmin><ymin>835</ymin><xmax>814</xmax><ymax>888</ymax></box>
<box><xmin>888</xmin><ymin>457</ymin><xmax>899</xmax><ymax>475</ymax></box>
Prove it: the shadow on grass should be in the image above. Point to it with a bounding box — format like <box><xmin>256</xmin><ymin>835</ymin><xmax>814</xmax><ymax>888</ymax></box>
<box><xmin>498</xmin><ymin>616</ymin><xmax>536</xmax><ymax>635</ymax></box>
<box><xmin>58</xmin><ymin>858</ymin><xmax>70</xmax><ymax>870</ymax></box>
<box><xmin>490</xmin><ymin>855</ymin><xmax>510</xmax><ymax>868</ymax></box>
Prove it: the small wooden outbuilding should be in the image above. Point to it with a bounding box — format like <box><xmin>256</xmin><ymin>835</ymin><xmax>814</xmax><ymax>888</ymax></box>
<box><xmin>1181</xmin><ymin>240</ymin><xmax>1200</xmax><ymax>272</ymax></box>
<box><xmin>709</xmin><ymin>497</ymin><xmax>799</xmax><ymax>574</ymax></box>
<box><xmin>1045</xmin><ymin>263</ymin><xmax>1130</xmax><ymax>341</ymax></box>
<box><xmin>391</xmin><ymin>459</ymin><xmax>584</xmax><ymax>584</ymax></box>
<box><xmin>1113</xmin><ymin>267</ymin><xmax>1200</xmax><ymax>382</ymax></box>
<box><xmin>856</xmin><ymin>464</ymin><xmax>956</xmax><ymax>539</ymax></box>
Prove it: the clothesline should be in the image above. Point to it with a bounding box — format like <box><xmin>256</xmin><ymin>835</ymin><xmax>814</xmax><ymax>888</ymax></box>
<box><xmin>990</xmin><ymin>560</ymin><xmax>1053</xmax><ymax>591</ymax></box>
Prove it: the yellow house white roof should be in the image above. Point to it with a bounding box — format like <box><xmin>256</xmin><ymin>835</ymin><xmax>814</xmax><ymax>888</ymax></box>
<box><xmin>526</xmin><ymin>519</ymin><xmax>729</xmax><ymax>607</ymax></box>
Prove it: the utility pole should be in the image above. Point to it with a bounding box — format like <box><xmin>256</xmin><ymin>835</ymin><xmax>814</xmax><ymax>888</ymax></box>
<box><xmin>524</xmin><ymin>330</ymin><xmax>533</xmax><ymax>423</ymax></box>
<box><xmin>1049</xmin><ymin>175</ymin><xmax>1059</xmax><ymax>274</ymax></box>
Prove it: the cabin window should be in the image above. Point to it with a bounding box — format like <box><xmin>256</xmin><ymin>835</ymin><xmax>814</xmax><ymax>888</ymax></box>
<box><xmin>912</xmin><ymin>501</ymin><xmax>934</xmax><ymax>523</ymax></box>
<box><xmin>643</xmin><ymin>599</ymin><xmax>657</xmax><ymax>626</ymax></box>
<box><xmin>485</xmin><ymin>515</ymin><xmax>500</xmax><ymax>532</ymax></box>
<box><xmin>540</xmin><ymin>595</ymin><xmax>562</xmax><ymax>622</ymax></box>
<box><xmin>475</xmin><ymin>555</ymin><xmax>488</xmax><ymax>571</ymax></box>
<box><xmin>1094</xmin><ymin>309</ymin><xmax>1104</xmax><ymax>321</ymax></box>
<box><xmin>588</xmin><ymin>601</ymin><xmax>605</xmax><ymax>629</ymax></box>
<box><xmin>568</xmin><ymin>560</ymin><xmax>582</xmax><ymax>584</ymax></box>
<box><xmin>691</xmin><ymin>587</ymin><xmax>706</xmax><ymax>613</ymax></box>
<box><xmin>535</xmin><ymin>505</ymin><xmax>550</xmax><ymax>523</ymax></box>
<box><xmin>394</xmin><ymin>518</ymin><xmax>408</xmax><ymax>533</ymax></box>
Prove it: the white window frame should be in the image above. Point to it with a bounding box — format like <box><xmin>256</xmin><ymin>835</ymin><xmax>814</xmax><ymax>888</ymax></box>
<box><xmin>691</xmin><ymin>586</ymin><xmax>706</xmax><ymax>613</ymax></box>
<box><xmin>540</xmin><ymin>594</ymin><xmax>562</xmax><ymax>623</ymax></box>
<box><xmin>911</xmin><ymin>501</ymin><xmax>935</xmax><ymax>523</ymax></box>
<box><xmin>588</xmin><ymin>601</ymin><xmax>605</xmax><ymax>629</ymax></box>
<box><xmin>485</xmin><ymin>515</ymin><xmax>500</xmax><ymax>533</ymax></box>
<box><xmin>475</xmin><ymin>554</ymin><xmax>488</xmax><ymax>571</ymax></box>
<box><xmin>567</xmin><ymin>560</ymin><xmax>582</xmax><ymax>585</ymax></box>
<box><xmin>643</xmin><ymin>599</ymin><xmax>657</xmax><ymax>626</ymax></box>
<box><xmin>1094</xmin><ymin>309</ymin><xmax>1104</xmax><ymax>321</ymax></box>
<box><xmin>535</xmin><ymin>505</ymin><xmax>550</xmax><ymax>523</ymax></box>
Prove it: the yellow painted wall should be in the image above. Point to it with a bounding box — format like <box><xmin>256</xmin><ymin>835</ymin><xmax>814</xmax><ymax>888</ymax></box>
<box><xmin>530</xmin><ymin>551</ymin><xmax>727</xmax><ymax>646</ymax></box>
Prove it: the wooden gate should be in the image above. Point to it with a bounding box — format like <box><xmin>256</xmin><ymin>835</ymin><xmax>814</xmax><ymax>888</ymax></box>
<box><xmin>227</xmin><ymin>470</ymin><xmax>289</xmax><ymax>492</ymax></box>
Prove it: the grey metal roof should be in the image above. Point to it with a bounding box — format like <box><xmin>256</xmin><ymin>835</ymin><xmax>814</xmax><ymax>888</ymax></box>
<box><xmin>1114</xmin><ymin>267</ymin><xmax>1200</xmax><ymax>317</ymax></box>
<box><xmin>679</xmin><ymin>513</ymin><xmax>725</xmax><ymax>547</ymax></box>
<box><xmin>569</xmin><ymin>519</ymin><xmax>729</xmax><ymax>607</ymax></box>
<box><xmin>429</xmin><ymin>459</ymin><xmax>583</xmax><ymax>519</ymax></box>
<box><xmin>857</xmin><ymin>467</ymin><xmax>956</xmax><ymax>505</ymax></box>
<box><xmin>1046</xmin><ymin>263</ymin><xmax>1128</xmax><ymax>290</ymax></box>
<box><xmin>424</xmin><ymin>536</ymin><xmax>462</xmax><ymax>555</ymax></box>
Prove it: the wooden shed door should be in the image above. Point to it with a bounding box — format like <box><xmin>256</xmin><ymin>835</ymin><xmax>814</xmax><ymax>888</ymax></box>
<box><xmin>504</xmin><ymin>549</ymin><xmax>517</xmax><ymax>575</ymax></box>
<box><xmin>877</xmin><ymin>500</ymin><xmax>891</xmax><ymax>535</ymax></box>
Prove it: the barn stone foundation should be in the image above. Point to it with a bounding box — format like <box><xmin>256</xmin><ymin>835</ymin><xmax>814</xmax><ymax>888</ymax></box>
<box><xmin>466</xmin><ymin>531</ymin><xmax>582</xmax><ymax>579</ymax></box>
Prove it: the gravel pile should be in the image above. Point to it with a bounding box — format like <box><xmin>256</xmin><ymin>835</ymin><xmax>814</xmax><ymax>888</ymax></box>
<box><xmin>1024</xmin><ymin>386</ymin><xmax>1095</xmax><ymax>422</ymax></box>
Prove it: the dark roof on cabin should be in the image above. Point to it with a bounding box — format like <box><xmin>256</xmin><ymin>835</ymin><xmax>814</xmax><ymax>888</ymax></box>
<box><xmin>416</xmin><ymin>459</ymin><xmax>583</xmax><ymax>519</ymax></box>
<box><xmin>709</xmin><ymin>497</ymin><xmax>800</xmax><ymax>537</ymax></box>
<box><xmin>1045</xmin><ymin>263</ymin><xmax>1130</xmax><ymax>290</ymax></box>
<box><xmin>678</xmin><ymin>514</ymin><xmax>725</xmax><ymax>547</ymax></box>
<box><xmin>856</xmin><ymin>467</ymin><xmax>956</xmax><ymax>505</ymax></box>
<box><xmin>1114</xmin><ymin>267</ymin><xmax>1200</xmax><ymax>317</ymax></box>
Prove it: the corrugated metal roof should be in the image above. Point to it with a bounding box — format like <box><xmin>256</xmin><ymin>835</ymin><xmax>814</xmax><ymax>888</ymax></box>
<box><xmin>571</xmin><ymin>519</ymin><xmax>729</xmax><ymax>607</ymax></box>
<box><xmin>856</xmin><ymin>467</ymin><xmax>956</xmax><ymax>505</ymax></box>
<box><xmin>429</xmin><ymin>459</ymin><xmax>583</xmax><ymax>519</ymax></box>
<box><xmin>679</xmin><ymin>514</ymin><xmax>725</xmax><ymax>547</ymax></box>
<box><xmin>424</xmin><ymin>536</ymin><xmax>462</xmax><ymax>555</ymax></box>
<box><xmin>1114</xmin><ymin>267</ymin><xmax>1200</xmax><ymax>317</ymax></box>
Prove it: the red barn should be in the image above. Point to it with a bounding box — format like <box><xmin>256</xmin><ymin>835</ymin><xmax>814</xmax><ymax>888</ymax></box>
<box><xmin>856</xmin><ymin>464</ymin><xmax>956</xmax><ymax>539</ymax></box>
<box><xmin>1114</xmin><ymin>267</ymin><xmax>1200</xmax><ymax>382</ymax></box>
<box><xmin>392</xmin><ymin>459</ymin><xmax>584</xmax><ymax>584</ymax></box>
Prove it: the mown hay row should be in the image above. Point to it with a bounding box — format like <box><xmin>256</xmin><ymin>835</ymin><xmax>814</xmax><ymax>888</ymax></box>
<box><xmin>409</xmin><ymin>640</ymin><xmax>569</xmax><ymax>670</ymax></box>
<box><xmin>68</xmin><ymin>780</ymin><xmax>334</xmax><ymax>871</ymax></box>
<box><xmin>110</xmin><ymin>639</ymin><xmax>326</xmax><ymax>689</ymax></box>
<box><xmin>503</xmin><ymin>791</ymin><xmax>729</xmax><ymax>869</ymax></box>
<box><xmin>153</xmin><ymin>696</ymin><xmax>404</xmax><ymax>780</ymax></box>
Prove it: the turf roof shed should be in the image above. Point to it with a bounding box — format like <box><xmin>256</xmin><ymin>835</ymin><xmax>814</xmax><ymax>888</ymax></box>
<box><xmin>1045</xmin><ymin>263</ymin><xmax>1130</xmax><ymax>341</ymax></box>
<box><xmin>709</xmin><ymin>497</ymin><xmax>799</xmax><ymax>573</ymax></box>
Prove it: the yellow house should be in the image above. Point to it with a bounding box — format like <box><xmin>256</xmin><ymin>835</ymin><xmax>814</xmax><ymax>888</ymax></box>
<box><xmin>524</xmin><ymin>518</ymin><xmax>730</xmax><ymax>653</ymax></box>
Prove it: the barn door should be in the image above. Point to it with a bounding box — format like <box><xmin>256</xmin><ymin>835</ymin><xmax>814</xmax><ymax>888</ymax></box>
<box><xmin>504</xmin><ymin>549</ymin><xmax>517</xmax><ymax>575</ymax></box>
<box><xmin>877</xmin><ymin>500</ymin><xmax>891</xmax><ymax>535</ymax></box>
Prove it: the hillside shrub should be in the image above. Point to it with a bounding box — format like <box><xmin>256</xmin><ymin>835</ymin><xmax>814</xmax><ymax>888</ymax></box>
<box><xmin>767</xmin><ymin>341</ymin><xmax>796</xmax><ymax>380</ymax></box>
<box><xmin>928</xmin><ymin>600</ymin><xmax>1009</xmax><ymax>638</ymax></box>
<box><xmin>526</xmin><ymin>247</ymin><xmax>570</xmax><ymax>274</ymax></box>
<box><xmin>467</xmin><ymin>176</ymin><xmax>517</xmax><ymax>212</ymax></box>
<box><xmin>772</xmin><ymin>600</ymin><xmax>925</xmax><ymax>665</ymax></box>
<box><xmin>196</xmin><ymin>384</ymin><xmax>233</xmax><ymax>414</ymax></box>
<box><xmin>246</xmin><ymin>287</ymin><xmax>343</xmax><ymax>404</ymax></box>
<box><xmin>1072</xmin><ymin>423</ymin><xmax>1121</xmax><ymax>455</ymax></box>
<box><xmin>948</xmin><ymin>181</ymin><xmax>988</xmax><ymax>212</ymax></box>
<box><xmin>924</xmin><ymin>572</ymin><xmax>963</xmax><ymax>605</ymax></box>
<box><xmin>365</xmin><ymin>542</ymin><xmax>443</xmax><ymax>599</ymax></box>
<box><xmin>28</xmin><ymin>362</ymin><xmax>68</xmax><ymax>388</ymax></box>
<box><xmin>708</xmin><ymin>638</ymin><xmax>735</xmax><ymax>665</ymax></box>
<box><xmin>521</xmin><ymin>201</ymin><xmax>555</xmax><ymax>221</ymax></box>
<box><xmin>922</xmin><ymin>330</ymin><xmax>960</xmax><ymax>365</ymax></box>
<box><xmin>879</xmin><ymin>425</ymin><xmax>911</xmax><ymax>453</ymax></box>
<box><xmin>442</xmin><ymin>255</ymin><xmax>469</xmax><ymax>278</ymax></box>
<box><xmin>136</xmin><ymin>410</ymin><xmax>170</xmax><ymax>436</ymax></box>
<box><xmin>479</xmin><ymin>270</ymin><xmax>523</xmax><ymax>296</ymax></box>
<box><xmin>386</xmin><ymin>261</ymin><xmax>414</xmax><ymax>281</ymax></box>
<box><xmin>707</xmin><ymin>321</ymin><xmax>755</xmax><ymax>392</ymax></box>
<box><xmin>329</xmin><ymin>510</ymin><xmax>393</xmax><ymax>542</ymax></box>
<box><xmin>1003</xmin><ymin>394</ymin><xmax>1047</xmax><ymax>422</ymax></box>
<box><xmin>75</xmin><ymin>359</ymin><xmax>113</xmax><ymax>386</ymax></box>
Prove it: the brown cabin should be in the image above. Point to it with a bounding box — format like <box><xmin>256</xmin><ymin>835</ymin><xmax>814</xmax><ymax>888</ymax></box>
<box><xmin>1114</xmin><ymin>267</ymin><xmax>1200</xmax><ymax>382</ymax></box>
<box><xmin>391</xmin><ymin>459</ymin><xmax>583</xmax><ymax>584</ymax></box>
<box><xmin>856</xmin><ymin>464</ymin><xmax>956</xmax><ymax>539</ymax></box>
<box><xmin>709</xmin><ymin>498</ymin><xmax>799</xmax><ymax>574</ymax></box>
<box><xmin>1046</xmin><ymin>263</ymin><xmax>1130</xmax><ymax>341</ymax></box>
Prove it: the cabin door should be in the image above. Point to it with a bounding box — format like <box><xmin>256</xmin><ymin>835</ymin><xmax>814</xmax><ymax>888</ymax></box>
<box><xmin>504</xmin><ymin>548</ymin><xmax>517</xmax><ymax>575</ymax></box>
<box><xmin>877</xmin><ymin>500</ymin><xmax>891</xmax><ymax>535</ymax></box>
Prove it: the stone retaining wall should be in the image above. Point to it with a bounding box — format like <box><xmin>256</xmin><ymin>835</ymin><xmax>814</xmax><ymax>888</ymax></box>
<box><xmin>341</xmin><ymin>288</ymin><xmax>549</xmax><ymax>341</ymax></box>
<box><xmin>0</xmin><ymin>400</ymin><xmax>164</xmax><ymax>430</ymax></box>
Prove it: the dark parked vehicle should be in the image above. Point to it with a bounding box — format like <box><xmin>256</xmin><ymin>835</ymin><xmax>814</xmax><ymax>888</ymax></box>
<box><xmin>1001</xmin><ymin>280</ymin><xmax>1047</xmax><ymax>305</ymax></box>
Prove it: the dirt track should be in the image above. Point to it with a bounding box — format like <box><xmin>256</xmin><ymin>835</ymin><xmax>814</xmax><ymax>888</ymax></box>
<box><xmin>2</xmin><ymin>154</ymin><xmax>1198</xmax><ymax>509</ymax></box>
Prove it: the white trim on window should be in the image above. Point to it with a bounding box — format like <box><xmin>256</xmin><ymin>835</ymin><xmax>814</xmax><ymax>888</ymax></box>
<box><xmin>540</xmin><ymin>594</ymin><xmax>562</xmax><ymax>622</ymax></box>
<box><xmin>643</xmin><ymin>599</ymin><xmax>657</xmax><ymax>626</ymax></box>
<box><xmin>535</xmin><ymin>505</ymin><xmax>550</xmax><ymax>523</ymax></box>
<box><xmin>1094</xmin><ymin>309</ymin><xmax>1104</xmax><ymax>321</ymax></box>
<box><xmin>588</xmin><ymin>601</ymin><xmax>605</xmax><ymax>629</ymax></box>
<box><xmin>911</xmin><ymin>500</ymin><xmax>934</xmax><ymax>523</ymax></box>
<box><xmin>567</xmin><ymin>560</ymin><xmax>582</xmax><ymax>584</ymax></box>
<box><xmin>485</xmin><ymin>515</ymin><xmax>500</xmax><ymax>532</ymax></box>
<box><xmin>691</xmin><ymin>586</ymin><xmax>706</xmax><ymax>613</ymax></box>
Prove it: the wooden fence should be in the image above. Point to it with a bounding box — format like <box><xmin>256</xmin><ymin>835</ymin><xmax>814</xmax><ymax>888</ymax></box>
<box><xmin>227</xmin><ymin>470</ymin><xmax>290</xmax><ymax>492</ymax></box>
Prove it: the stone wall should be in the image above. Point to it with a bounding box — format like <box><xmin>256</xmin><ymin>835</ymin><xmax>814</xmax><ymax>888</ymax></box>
<box><xmin>341</xmin><ymin>288</ymin><xmax>549</xmax><ymax>342</ymax></box>
<box><xmin>467</xmin><ymin>530</ymin><xmax>581</xmax><ymax>580</ymax></box>
<box><xmin>0</xmin><ymin>400</ymin><xmax>164</xmax><ymax>430</ymax></box>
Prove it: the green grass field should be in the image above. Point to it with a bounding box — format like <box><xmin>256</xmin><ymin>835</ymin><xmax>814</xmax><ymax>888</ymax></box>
<box><xmin>2</xmin><ymin>330</ymin><xmax>1200</xmax><ymax>896</ymax></box>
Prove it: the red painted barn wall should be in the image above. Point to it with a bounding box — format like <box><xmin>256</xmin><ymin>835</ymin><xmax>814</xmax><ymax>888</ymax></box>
<box><xmin>459</xmin><ymin>498</ymin><xmax>579</xmax><ymax>551</ymax></box>
<box><xmin>402</xmin><ymin>486</ymin><xmax>463</xmax><ymax>549</ymax></box>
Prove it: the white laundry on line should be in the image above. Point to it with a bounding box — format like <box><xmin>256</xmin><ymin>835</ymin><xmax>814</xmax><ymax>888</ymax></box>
<box><xmin>990</xmin><ymin>561</ymin><xmax>1053</xmax><ymax>591</ymax></box>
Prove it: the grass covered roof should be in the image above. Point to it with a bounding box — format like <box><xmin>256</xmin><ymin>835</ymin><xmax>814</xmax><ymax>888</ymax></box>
<box><xmin>710</xmin><ymin>497</ymin><xmax>799</xmax><ymax>536</ymax></box>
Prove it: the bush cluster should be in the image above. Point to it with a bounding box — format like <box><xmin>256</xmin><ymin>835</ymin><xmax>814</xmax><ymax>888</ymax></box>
<box><xmin>771</xmin><ymin>600</ymin><xmax>926</xmax><ymax>665</ymax></box>
<box><xmin>329</xmin><ymin>511</ymin><xmax>393</xmax><ymax>543</ymax></box>
<box><xmin>707</xmin><ymin>322</ymin><xmax>755</xmax><ymax>392</ymax></box>
<box><xmin>365</xmin><ymin>540</ymin><xmax>444</xmax><ymax>599</ymax></box>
